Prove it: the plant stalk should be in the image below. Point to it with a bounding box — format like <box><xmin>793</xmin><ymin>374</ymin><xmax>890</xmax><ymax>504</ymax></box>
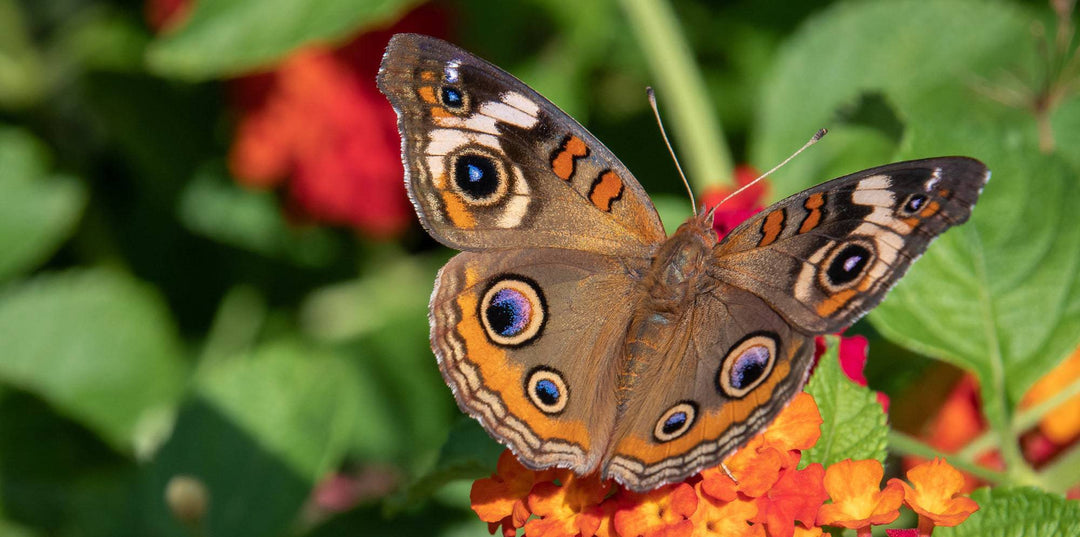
<box><xmin>618</xmin><ymin>0</ymin><xmax>733</xmax><ymax>191</ymax></box>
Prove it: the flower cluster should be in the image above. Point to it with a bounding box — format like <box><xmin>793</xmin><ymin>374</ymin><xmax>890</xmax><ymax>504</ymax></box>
<box><xmin>471</xmin><ymin>393</ymin><xmax>978</xmax><ymax>537</ymax></box>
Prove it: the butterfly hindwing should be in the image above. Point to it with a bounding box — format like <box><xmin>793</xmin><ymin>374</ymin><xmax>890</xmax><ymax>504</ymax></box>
<box><xmin>602</xmin><ymin>283</ymin><xmax>816</xmax><ymax>490</ymax></box>
<box><xmin>429</xmin><ymin>248</ymin><xmax>645</xmax><ymax>475</ymax></box>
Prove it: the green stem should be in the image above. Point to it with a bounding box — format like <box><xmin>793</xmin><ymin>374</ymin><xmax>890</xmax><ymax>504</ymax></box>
<box><xmin>957</xmin><ymin>375</ymin><xmax>1080</xmax><ymax>461</ymax></box>
<box><xmin>1040</xmin><ymin>441</ymin><xmax>1080</xmax><ymax>494</ymax></box>
<box><xmin>968</xmin><ymin>227</ymin><xmax>1039</xmax><ymax>486</ymax></box>
<box><xmin>887</xmin><ymin>431</ymin><xmax>1008</xmax><ymax>484</ymax></box>
<box><xmin>198</xmin><ymin>285</ymin><xmax>266</xmax><ymax>368</ymax></box>
<box><xmin>618</xmin><ymin>0</ymin><xmax>733</xmax><ymax>191</ymax></box>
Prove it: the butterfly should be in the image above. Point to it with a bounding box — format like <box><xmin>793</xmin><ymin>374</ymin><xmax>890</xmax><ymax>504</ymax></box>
<box><xmin>377</xmin><ymin>33</ymin><xmax>988</xmax><ymax>492</ymax></box>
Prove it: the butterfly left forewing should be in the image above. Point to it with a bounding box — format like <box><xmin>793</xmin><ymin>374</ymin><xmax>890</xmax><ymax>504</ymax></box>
<box><xmin>712</xmin><ymin>157</ymin><xmax>989</xmax><ymax>334</ymax></box>
<box><xmin>378</xmin><ymin>34</ymin><xmax>665</xmax><ymax>255</ymax></box>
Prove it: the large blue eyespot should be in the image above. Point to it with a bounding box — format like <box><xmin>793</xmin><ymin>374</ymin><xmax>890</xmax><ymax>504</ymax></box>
<box><xmin>730</xmin><ymin>346</ymin><xmax>770</xmax><ymax>390</ymax></box>
<box><xmin>480</xmin><ymin>276</ymin><xmax>546</xmax><ymax>347</ymax></box>
<box><xmin>453</xmin><ymin>154</ymin><xmax>500</xmax><ymax>201</ymax></box>
<box><xmin>486</xmin><ymin>288</ymin><xmax>532</xmax><ymax>338</ymax></box>
<box><xmin>654</xmin><ymin>402</ymin><xmax>698</xmax><ymax>442</ymax></box>
<box><xmin>718</xmin><ymin>334</ymin><xmax>778</xmax><ymax>398</ymax></box>
<box><xmin>526</xmin><ymin>367</ymin><xmax>567</xmax><ymax>414</ymax></box>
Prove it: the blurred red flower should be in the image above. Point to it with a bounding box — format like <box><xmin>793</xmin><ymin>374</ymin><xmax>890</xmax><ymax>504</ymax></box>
<box><xmin>145</xmin><ymin>0</ymin><xmax>190</xmax><ymax>32</ymax></box>
<box><xmin>701</xmin><ymin>165</ymin><xmax>767</xmax><ymax>238</ymax></box>
<box><xmin>146</xmin><ymin>0</ymin><xmax>448</xmax><ymax>238</ymax></box>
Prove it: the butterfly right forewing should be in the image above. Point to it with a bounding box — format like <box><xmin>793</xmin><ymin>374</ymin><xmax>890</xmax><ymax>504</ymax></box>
<box><xmin>711</xmin><ymin>157</ymin><xmax>989</xmax><ymax>334</ymax></box>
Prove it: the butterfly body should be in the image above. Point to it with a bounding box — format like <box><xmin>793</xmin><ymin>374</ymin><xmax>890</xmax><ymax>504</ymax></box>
<box><xmin>378</xmin><ymin>33</ymin><xmax>989</xmax><ymax>491</ymax></box>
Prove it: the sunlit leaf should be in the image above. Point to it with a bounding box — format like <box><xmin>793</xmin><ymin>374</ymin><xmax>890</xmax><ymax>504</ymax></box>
<box><xmin>936</xmin><ymin>486</ymin><xmax>1080</xmax><ymax>537</ymax></box>
<box><xmin>804</xmin><ymin>336</ymin><xmax>889</xmax><ymax>466</ymax></box>
<box><xmin>0</xmin><ymin>269</ymin><xmax>185</xmax><ymax>451</ymax></box>
<box><xmin>0</xmin><ymin>128</ymin><xmax>86</xmax><ymax>281</ymax></box>
<box><xmin>146</xmin><ymin>0</ymin><xmax>417</xmax><ymax>79</ymax></box>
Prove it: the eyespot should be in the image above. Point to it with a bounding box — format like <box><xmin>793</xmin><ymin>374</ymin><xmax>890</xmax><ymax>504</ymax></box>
<box><xmin>717</xmin><ymin>333</ymin><xmax>778</xmax><ymax>399</ymax></box>
<box><xmin>525</xmin><ymin>367</ymin><xmax>567</xmax><ymax>414</ymax></box>
<box><xmin>824</xmin><ymin>242</ymin><xmax>873</xmax><ymax>288</ymax></box>
<box><xmin>479</xmin><ymin>276</ymin><xmax>546</xmax><ymax>347</ymax></box>
<box><xmin>653</xmin><ymin>402</ymin><xmax>698</xmax><ymax>442</ymax></box>
<box><xmin>440</xmin><ymin>86</ymin><xmax>467</xmax><ymax>110</ymax></box>
<box><xmin>899</xmin><ymin>193</ymin><xmax>928</xmax><ymax>215</ymax></box>
<box><xmin>451</xmin><ymin>151</ymin><xmax>508</xmax><ymax>205</ymax></box>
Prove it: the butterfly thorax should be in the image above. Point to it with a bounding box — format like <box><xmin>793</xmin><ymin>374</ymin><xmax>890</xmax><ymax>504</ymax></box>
<box><xmin>616</xmin><ymin>214</ymin><xmax>717</xmax><ymax>407</ymax></box>
<box><xmin>641</xmin><ymin>213</ymin><xmax>718</xmax><ymax>310</ymax></box>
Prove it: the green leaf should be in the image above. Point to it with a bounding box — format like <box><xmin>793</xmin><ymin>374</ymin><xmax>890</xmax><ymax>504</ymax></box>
<box><xmin>306</xmin><ymin>500</ymin><xmax>479</xmax><ymax>537</ymax></box>
<box><xmin>804</xmin><ymin>335</ymin><xmax>889</xmax><ymax>466</ymax></box>
<box><xmin>0</xmin><ymin>268</ymin><xmax>186</xmax><ymax>452</ymax></box>
<box><xmin>301</xmin><ymin>250</ymin><xmax>459</xmax><ymax>470</ymax></box>
<box><xmin>935</xmin><ymin>486</ymin><xmax>1080</xmax><ymax>537</ymax></box>
<box><xmin>387</xmin><ymin>418</ymin><xmax>503</xmax><ymax>513</ymax></box>
<box><xmin>178</xmin><ymin>166</ymin><xmax>340</xmax><ymax>267</ymax></box>
<box><xmin>0</xmin><ymin>391</ymin><xmax>131</xmax><ymax>533</ymax></box>
<box><xmin>753</xmin><ymin>0</ymin><xmax>1080</xmax><ymax>482</ymax></box>
<box><xmin>195</xmin><ymin>340</ymin><xmax>386</xmax><ymax>477</ymax></box>
<box><xmin>142</xmin><ymin>340</ymin><xmax>390</xmax><ymax>537</ymax></box>
<box><xmin>146</xmin><ymin>0</ymin><xmax>417</xmax><ymax>79</ymax></box>
<box><xmin>872</xmin><ymin>112</ymin><xmax>1080</xmax><ymax>418</ymax></box>
<box><xmin>0</xmin><ymin>0</ymin><xmax>46</xmax><ymax>108</ymax></box>
<box><xmin>0</xmin><ymin>127</ymin><xmax>87</xmax><ymax>281</ymax></box>
<box><xmin>752</xmin><ymin>0</ymin><xmax>1032</xmax><ymax>198</ymax></box>
<box><xmin>0</xmin><ymin>519</ymin><xmax>36</xmax><ymax>537</ymax></box>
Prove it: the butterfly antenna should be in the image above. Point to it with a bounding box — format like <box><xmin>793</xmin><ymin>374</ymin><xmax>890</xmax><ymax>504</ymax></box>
<box><xmin>647</xmin><ymin>88</ymin><xmax>696</xmax><ymax>213</ymax></box>
<box><xmin>715</xmin><ymin>128</ymin><xmax>828</xmax><ymax>209</ymax></box>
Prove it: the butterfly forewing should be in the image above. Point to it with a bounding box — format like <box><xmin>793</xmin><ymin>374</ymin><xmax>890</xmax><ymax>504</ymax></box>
<box><xmin>711</xmin><ymin>157</ymin><xmax>989</xmax><ymax>334</ymax></box>
<box><xmin>378</xmin><ymin>33</ymin><xmax>665</xmax><ymax>256</ymax></box>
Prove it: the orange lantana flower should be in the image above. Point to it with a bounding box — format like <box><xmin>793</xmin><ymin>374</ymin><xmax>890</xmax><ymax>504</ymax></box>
<box><xmin>710</xmin><ymin>436</ymin><xmax>787</xmax><ymax>498</ymax></box>
<box><xmin>472</xmin><ymin>450</ymin><xmax>548</xmax><ymax>536</ymax></box>
<box><xmin>469</xmin><ymin>385</ymin><xmax>972</xmax><ymax>537</ymax></box>
<box><xmin>891</xmin><ymin>458</ymin><xmax>978</xmax><ymax>534</ymax></box>
<box><xmin>1021</xmin><ymin>345</ymin><xmax>1080</xmax><ymax>444</ymax></box>
<box><xmin>761</xmin><ymin>392</ymin><xmax>824</xmax><ymax>454</ymax></box>
<box><xmin>612</xmin><ymin>482</ymin><xmax>698</xmax><ymax>537</ymax></box>
<box><xmin>689</xmin><ymin>484</ymin><xmax>762</xmax><ymax>537</ymax></box>
<box><xmin>527</xmin><ymin>473</ymin><xmax>613</xmax><ymax>537</ymax></box>
<box><xmin>751</xmin><ymin>463</ymin><xmax>828</xmax><ymax>537</ymax></box>
<box><xmin>817</xmin><ymin>459</ymin><xmax>903</xmax><ymax>534</ymax></box>
<box><xmin>700</xmin><ymin>392</ymin><xmax>822</xmax><ymax>501</ymax></box>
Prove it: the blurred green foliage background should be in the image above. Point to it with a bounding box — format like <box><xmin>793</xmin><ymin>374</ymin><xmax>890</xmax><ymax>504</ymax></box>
<box><xmin>1</xmin><ymin>0</ymin><xmax>1078</xmax><ymax>535</ymax></box>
